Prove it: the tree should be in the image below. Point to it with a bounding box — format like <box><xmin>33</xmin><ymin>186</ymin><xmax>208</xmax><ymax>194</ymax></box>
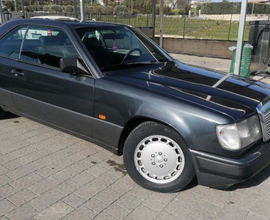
<box><xmin>64</xmin><ymin>5</ymin><xmax>74</xmax><ymax>13</ymax></box>
<box><xmin>102</xmin><ymin>6</ymin><xmax>114</xmax><ymax>14</ymax></box>
<box><xmin>123</xmin><ymin>0</ymin><xmax>153</xmax><ymax>13</ymax></box>
<box><xmin>179</xmin><ymin>3</ymin><xmax>190</xmax><ymax>14</ymax></box>
<box><xmin>167</xmin><ymin>0</ymin><xmax>177</xmax><ymax>9</ymax></box>
<box><xmin>104</xmin><ymin>0</ymin><xmax>120</xmax><ymax>6</ymax></box>
<box><xmin>4</xmin><ymin>1</ymin><xmax>15</xmax><ymax>11</ymax></box>
<box><xmin>114</xmin><ymin>4</ymin><xmax>128</xmax><ymax>14</ymax></box>
<box><xmin>50</xmin><ymin>4</ymin><xmax>62</xmax><ymax>12</ymax></box>
<box><xmin>166</xmin><ymin>0</ymin><xmax>191</xmax><ymax>10</ymax></box>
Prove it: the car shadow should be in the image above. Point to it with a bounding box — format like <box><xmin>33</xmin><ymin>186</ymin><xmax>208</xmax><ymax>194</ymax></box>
<box><xmin>230</xmin><ymin>163</ymin><xmax>270</xmax><ymax>190</ymax></box>
<box><xmin>181</xmin><ymin>177</ymin><xmax>199</xmax><ymax>191</ymax></box>
<box><xmin>218</xmin><ymin>163</ymin><xmax>270</xmax><ymax>192</ymax></box>
<box><xmin>0</xmin><ymin>112</ymin><xmax>19</xmax><ymax>120</ymax></box>
<box><xmin>181</xmin><ymin>163</ymin><xmax>270</xmax><ymax>192</ymax></box>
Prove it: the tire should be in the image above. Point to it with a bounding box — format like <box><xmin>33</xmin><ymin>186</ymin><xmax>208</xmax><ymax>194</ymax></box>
<box><xmin>123</xmin><ymin>121</ymin><xmax>195</xmax><ymax>193</ymax></box>
<box><xmin>0</xmin><ymin>107</ymin><xmax>5</xmax><ymax>118</ymax></box>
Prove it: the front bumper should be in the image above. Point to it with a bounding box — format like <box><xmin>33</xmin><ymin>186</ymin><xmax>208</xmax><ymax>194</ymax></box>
<box><xmin>190</xmin><ymin>141</ymin><xmax>270</xmax><ymax>188</ymax></box>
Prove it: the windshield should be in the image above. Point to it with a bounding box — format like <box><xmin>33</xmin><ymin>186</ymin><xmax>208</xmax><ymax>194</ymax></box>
<box><xmin>75</xmin><ymin>26</ymin><xmax>170</xmax><ymax>70</ymax></box>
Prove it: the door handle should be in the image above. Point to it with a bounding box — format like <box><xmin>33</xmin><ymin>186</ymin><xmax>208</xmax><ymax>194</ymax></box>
<box><xmin>11</xmin><ymin>69</ymin><xmax>24</xmax><ymax>77</ymax></box>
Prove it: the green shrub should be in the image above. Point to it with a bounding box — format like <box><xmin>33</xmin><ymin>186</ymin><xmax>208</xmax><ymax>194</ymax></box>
<box><xmin>114</xmin><ymin>5</ymin><xmax>128</xmax><ymax>15</ymax></box>
<box><xmin>92</xmin><ymin>6</ymin><xmax>103</xmax><ymax>14</ymax></box>
<box><xmin>171</xmin><ymin>9</ymin><xmax>180</xmax><ymax>15</ymax></box>
<box><xmin>132</xmin><ymin>9</ymin><xmax>140</xmax><ymax>16</ymax></box>
<box><xmin>102</xmin><ymin>6</ymin><xmax>114</xmax><ymax>15</ymax></box>
<box><xmin>200</xmin><ymin>2</ymin><xmax>270</xmax><ymax>14</ymax></box>
<box><xmin>64</xmin><ymin>5</ymin><xmax>74</xmax><ymax>13</ymax></box>
<box><xmin>50</xmin><ymin>5</ymin><xmax>62</xmax><ymax>13</ymax></box>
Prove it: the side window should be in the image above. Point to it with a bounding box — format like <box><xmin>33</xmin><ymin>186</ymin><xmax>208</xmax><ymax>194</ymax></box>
<box><xmin>0</xmin><ymin>26</ymin><xmax>27</xmax><ymax>59</ymax></box>
<box><xmin>20</xmin><ymin>26</ymin><xmax>79</xmax><ymax>68</ymax></box>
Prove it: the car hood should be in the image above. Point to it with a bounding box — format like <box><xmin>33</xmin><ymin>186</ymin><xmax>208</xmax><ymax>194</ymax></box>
<box><xmin>104</xmin><ymin>60</ymin><xmax>270</xmax><ymax>119</ymax></box>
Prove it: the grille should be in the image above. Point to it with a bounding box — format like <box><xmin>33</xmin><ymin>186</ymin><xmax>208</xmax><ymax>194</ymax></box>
<box><xmin>257</xmin><ymin>101</ymin><xmax>270</xmax><ymax>142</ymax></box>
<box><xmin>265</xmin><ymin>108</ymin><xmax>270</xmax><ymax>139</ymax></box>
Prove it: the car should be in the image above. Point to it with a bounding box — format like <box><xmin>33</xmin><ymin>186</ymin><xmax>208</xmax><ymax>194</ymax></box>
<box><xmin>31</xmin><ymin>15</ymin><xmax>96</xmax><ymax>22</ymax></box>
<box><xmin>1</xmin><ymin>19</ymin><xmax>270</xmax><ymax>193</ymax></box>
<box><xmin>31</xmin><ymin>15</ymin><xmax>79</xmax><ymax>21</ymax></box>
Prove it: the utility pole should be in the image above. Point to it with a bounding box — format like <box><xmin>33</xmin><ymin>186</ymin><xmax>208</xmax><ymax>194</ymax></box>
<box><xmin>152</xmin><ymin>0</ymin><xmax>156</xmax><ymax>41</ymax></box>
<box><xmin>21</xmin><ymin>0</ymin><xmax>25</xmax><ymax>16</ymax></box>
<box><xmin>0</xmin><ymin>0</ymin><xmax>3</xmax><ymax>24</ymax></box>
<box><xmin>160</xmin><ymin>0</ymin><xmax>163</xmax><ymax>48</ymax></box>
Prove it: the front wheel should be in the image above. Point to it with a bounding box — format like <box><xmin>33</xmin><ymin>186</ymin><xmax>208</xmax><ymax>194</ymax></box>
<box><xmin>123</xmin><ymin>121</ymin><xmax>195</xmax><ymax>193</ymax></box>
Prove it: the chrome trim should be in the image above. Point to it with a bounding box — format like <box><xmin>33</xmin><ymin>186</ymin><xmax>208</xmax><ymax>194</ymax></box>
<box><xmin>257</xmin><ymin>99</ymin><xmax>270</xmax><ymax>142</ymax></box>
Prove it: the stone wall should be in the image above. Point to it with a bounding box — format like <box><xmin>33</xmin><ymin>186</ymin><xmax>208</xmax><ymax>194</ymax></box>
<box><xmin>198</xmin><ymin>13</ymin><xmax>269</xmax><ymax>21</ymax></box>
<box><xmin>155</xmin><ymin>36</ymin><xmax>237</xmax><ymax>59</ymax></box>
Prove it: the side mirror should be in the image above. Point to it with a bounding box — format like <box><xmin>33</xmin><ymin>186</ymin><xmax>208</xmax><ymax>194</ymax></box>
<box><xmin>60</xmin><ymin>58</ymin><xmax>89</xmax><ymax>75</ymax></box>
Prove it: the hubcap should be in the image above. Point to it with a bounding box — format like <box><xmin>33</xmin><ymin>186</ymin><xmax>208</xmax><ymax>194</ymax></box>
<box><xmin>134</xmin><ymin>135</ymin><xmax>185</xmax><ymax>184</ymax></box>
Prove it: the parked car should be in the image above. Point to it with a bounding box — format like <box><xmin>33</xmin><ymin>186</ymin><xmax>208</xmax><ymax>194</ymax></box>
<box><xmin>1</xmin><ymin>19</ymin><xmax>270</xmax><ymax>193</ymax></box>
<box><xmin>31</xmin><ymin>15</ymin><xmax>79</xmax><ymax>21</ymax></box>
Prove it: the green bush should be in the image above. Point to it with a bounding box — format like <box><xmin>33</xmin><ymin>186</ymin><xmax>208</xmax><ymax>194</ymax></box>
<box><xmin>4</xmin><ymin>1</ymin><xmax>15</xmax><ymax>11</ymax></box>
<box><xmin>43</xmin><ymin>5</ymin><xmax>50</xmax><ymax>12</ymax></box>
<box><xmin>50</xmin><ymin>5</ymin><xmax>62</xmax><ymax>13</ymax></box>
<box><xmin>171</xmin><ymin>9</ymin><xmax>180</xmax><ymax>15</ymax></box>
<box><xmin>64</xmin><ymin>5</ymin><xmax>74</xmax><ymax>13</ymax></box>
<box><xmin>123</xmin><ymin>0</ymin><xmax>152</xmax><ymax>14</ymax></box>
<box><xmin>200</xmin><ymin>2</ymin><xmax>270</xmax><ymax>14</ymax></box>
<box><xmin>91</xmin><ymin>6</ymin><xmax>103</xmax><ymax>14</ymax></box>
<box><xmin>132</xmin><ymin>9</ymin><xmax>140</xmax><ymax>16</ymax></box>
<box><xmin>156</xmin><ymin>5</ymin><xmax>172</xmax><ymax>15</ymax></box>
<box><xmin>179</xmin><ymin>3</ymin><xmax>191</xmax><ymax>15</ymax></box>
<box><xmin>102</xmin><ymin>6</ymin><xmax>114</xmax><ymax>15</ymax></box>
<box><xmin>114</xmin><ymin>5</ymin><xmax>128</xmax><ymax>15</ymax></box>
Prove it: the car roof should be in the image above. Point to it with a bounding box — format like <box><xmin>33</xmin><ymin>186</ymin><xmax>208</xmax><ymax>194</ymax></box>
<box><xmin>1</xmin><ymin>18</ymin><xmax>129</xmax><ymax>29</ymax></box>
<box><xmin>0</xmin><ymin>19</ymin><xmax>132</xmax><ymax>40</ymax></box>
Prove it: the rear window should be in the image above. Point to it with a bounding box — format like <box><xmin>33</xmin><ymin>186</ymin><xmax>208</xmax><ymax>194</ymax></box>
<box><xmin>0</xmin><ymin>25</ymin><xmax>27</xmax><ymax>59</ymax></box>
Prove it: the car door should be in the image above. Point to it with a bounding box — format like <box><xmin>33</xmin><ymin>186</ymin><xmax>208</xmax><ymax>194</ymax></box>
<box><xmin>10</xmin><ymin>25</ymin><xmax>94</xmax><ymax>138</ymax></box>
<box><xmin>0</xmin><ymin>25</ymin><xmax>27</xmax><ymax>113</ymax></box>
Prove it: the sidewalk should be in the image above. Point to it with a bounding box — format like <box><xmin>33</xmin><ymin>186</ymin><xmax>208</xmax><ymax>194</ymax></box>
<box><xmin>171</xmin><ymin>53</ymin><xmax>270</xmax><ymax>85</ymax></box>
<box><xmin>170</xmin><ymin>53</ymin><xmax>231</xmax><ymax>73</ymax></box>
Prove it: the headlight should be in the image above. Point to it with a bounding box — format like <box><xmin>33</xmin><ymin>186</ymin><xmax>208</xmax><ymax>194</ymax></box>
<box><xmin>216</xmin><ymin>115</ymin><xmax>262</xmax><ymax>151</ymax></box>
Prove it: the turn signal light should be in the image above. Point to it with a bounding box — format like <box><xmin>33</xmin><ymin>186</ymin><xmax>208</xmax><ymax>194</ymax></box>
<box><xmin>99</xmin><ymin>115</ymin><xmax>106</xmax><ymax>120</ymax></box>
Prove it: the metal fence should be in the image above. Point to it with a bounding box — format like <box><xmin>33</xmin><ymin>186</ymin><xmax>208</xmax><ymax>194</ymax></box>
<box><xmin>7</xmin><ymin>8</ymin><xmax>269</xmax><ymax>41</ymax></box>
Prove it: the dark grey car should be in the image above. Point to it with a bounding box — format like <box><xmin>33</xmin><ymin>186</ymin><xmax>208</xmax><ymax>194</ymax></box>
<box><xmin>1</xmin><ymin>19</ymin><xmax>270</xmax><ymax>193</ymax></box>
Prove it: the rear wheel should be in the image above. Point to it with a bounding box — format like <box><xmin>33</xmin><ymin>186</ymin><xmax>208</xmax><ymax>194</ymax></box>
<box><xmin>123</xmin><ymin>121</ymin><xmax>195</xmax><ymax>193</ymax></box>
